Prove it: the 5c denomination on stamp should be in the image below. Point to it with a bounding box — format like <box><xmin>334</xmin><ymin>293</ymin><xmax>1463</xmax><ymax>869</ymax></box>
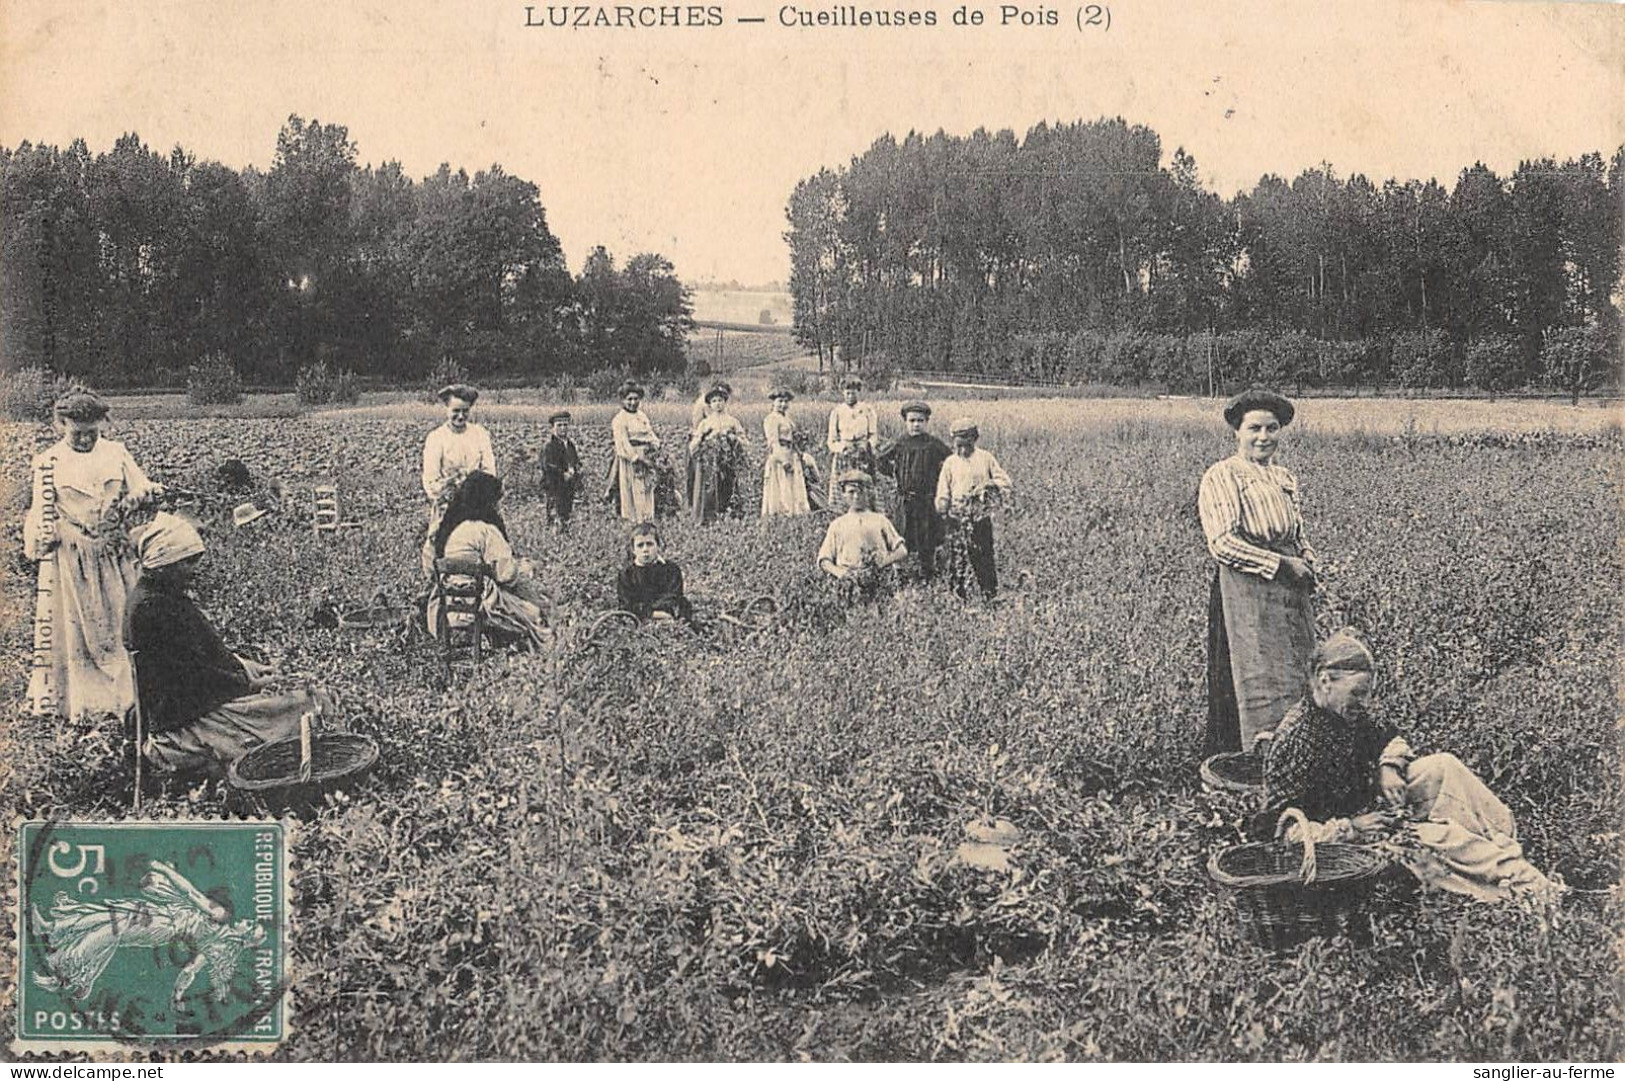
<box><xmin>13</xmin><ymin>819</ymin><xmax>290</xmax><ymax>1054</ymax></box>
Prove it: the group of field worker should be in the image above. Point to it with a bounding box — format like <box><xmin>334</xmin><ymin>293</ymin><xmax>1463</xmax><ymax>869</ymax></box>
<box><xmin>17</xmin><ymin>380</ymin><xmax>1575</xmax><ymax>912</ymax></box>
<box><xmin>418</xmin><ymin>378</ymin><xmax>1014</xmax><ymax>619</ymax></box>
<box><xmin>1199</xmin><ymin>387</ymin><xmax>1564</xmax><ymax>905</ymax></box>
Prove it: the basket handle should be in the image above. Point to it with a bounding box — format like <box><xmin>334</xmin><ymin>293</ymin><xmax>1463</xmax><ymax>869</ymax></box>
<box><xmin>1274</xmin><ymin>807</ymin><xmax>1318</xmax><ymax>885</ymax></box>
<box><xmin>297</xmin><ymin>712</ymin><xmax>314</xmax><ymax>784</ymax></box>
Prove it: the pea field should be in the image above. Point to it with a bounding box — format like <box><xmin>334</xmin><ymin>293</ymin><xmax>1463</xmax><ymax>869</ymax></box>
<box><xmin>1</xmin><ymin>394</ymin><xmax>1620</xmax><ymax>1061</ymax></box>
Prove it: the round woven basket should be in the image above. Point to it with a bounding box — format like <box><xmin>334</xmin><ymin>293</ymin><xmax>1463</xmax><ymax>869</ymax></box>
<box><xmin>1199</xmin><ymin>751</ymin><xmax>1264</xmax><ymax>795</ymax></box>
<box><xmin>229</xmin><ymin>732</ymin><xmax>379</xmax><ymax>793</ymax></box>
<box><xmin>1208</xmin><ymin>808</ymin><xmax>1391</xmax><ymax>950</ymax></box>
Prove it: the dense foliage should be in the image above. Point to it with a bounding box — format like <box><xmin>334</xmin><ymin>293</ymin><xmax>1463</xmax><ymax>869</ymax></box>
<box><xmin>1</xmin><ymin>397</ymin><xmax>1618</xmax><ymax>1060</ymax></box>
<box><xmin>0</xmin><ymin>119</ymin><xmax>694</xmax><ymax>386</ymax></box>
<box><xmin>787</xmin><ymin>120</ymin><xmax>1623</xmax><ymax>393</ymax></box>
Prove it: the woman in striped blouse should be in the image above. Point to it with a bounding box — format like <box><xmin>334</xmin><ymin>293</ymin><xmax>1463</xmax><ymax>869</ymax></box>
<box><xmin>1197</xmin><ymin>388</ymin><xmax>1317</xmax><ymax>756</ymax></box>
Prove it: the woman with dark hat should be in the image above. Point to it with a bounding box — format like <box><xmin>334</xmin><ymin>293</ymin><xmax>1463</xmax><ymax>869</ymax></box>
<box><xmin>686</xmin><ymin>383</ymin><xmax>748</xmax><ymax>523</ymax></box>
<box><xmin>23</xmin><ymin>387</ymin><xmax>164</xmax><ymax>721</ymax></box>
<box><xmin>422</xmin><ymin>383</ymin><xmax>496</xmax><ymax>538</ymax></box>
<box><xmin>876</xmin><ymin>400</ymin><xmax>951</xmax><ymax>580</ymax></box>
<box><xmin>608</xmin><ymin>381</ymin><xmax>662</xmax><ymax>522</ymax></box>
<box><xmin>760</xmin><ymin>385</ymin><xmax>811</xmax><ymax>516</ymax></box>
<box><xmin>1198</xmin><ymin>387</ymin><xmax>1317</xmax><ymax>755</ymax></box>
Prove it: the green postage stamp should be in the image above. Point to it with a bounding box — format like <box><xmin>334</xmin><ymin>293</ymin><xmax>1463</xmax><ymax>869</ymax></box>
<box><xmin>13</xmin><ymin>820</ymin><xmax>289</xmax><ymax>1053</ymax></box>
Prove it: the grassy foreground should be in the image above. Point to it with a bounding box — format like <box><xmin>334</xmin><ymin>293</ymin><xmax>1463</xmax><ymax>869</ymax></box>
<box><xmin>1</xmin><ymin>397</ymin><xmax>1619</xmax><ymax>1061</ymax></box>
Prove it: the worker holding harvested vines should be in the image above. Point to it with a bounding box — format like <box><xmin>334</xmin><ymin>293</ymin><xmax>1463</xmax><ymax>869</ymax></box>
<box><xmin>876</xmin><ymin>401</ymin><xmax>951</xmax><ymax>580</ymax></box>
<box><xmin>686</xmin><ymin>383</ymin><xmax>749</xmax><ymax>523</ymax></box>
<box><xmin>934</xmin><ymin>416</ymin><xmax>1012</xmax><ymax>600</ymax></box>
<box><xmin>422</xmin><ymin>384</ymin><xmax>496</xmax><ymax>537</ymax></box>
<box><xmin>426</xmin><ymin>472</ymin><xmax>551</xmax><ymax>648</ymax></box>
<box><xmin>826</xmin><ymin>375</ymin><xmax>878</xmax><ymax>504</ymax></box>
<box><xmin>125</xmin><ymin>513</ymin><xmax>329</xmax><ymax>776</ymax></box>
<box><xmin>1197</xmin><ymin>387</ymin><xmax>1316</xmax><ymax>756</ymax></box>
<box><xmin>607</xmin><ymin>381</ymin><xmax>662</xmax><ymax>522</ymax></box>
<box><xmin>1254</xmin><ymin>630</ymin><xmax>1560</xmax><ymax>902</ymax></box>
<box><xmin>817</xmin><ymin>471</ymin><xmax>907</xmax><ymax>601</ymax></box>
<box><xmin>539</xmin><ymin>411</ymin><xmax>582</xmax><ymax>529</ymax></box>
<box><xmin>760</xmin><ymin>386</ymin><xmax>812</xmax><ymax>516</ymax></box>
<box><xmin>617</xmin><ymin>523</ymin><xmax>692</xmax><ymax>623</ymax></box>
<box><xmin>23</xmin><ymin>387</ymin><xmax>165</xmax><ymax>723</ymax></box>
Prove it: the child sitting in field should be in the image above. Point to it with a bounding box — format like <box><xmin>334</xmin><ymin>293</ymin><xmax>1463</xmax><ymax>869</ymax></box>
<box><xmin>616</xmin><ymin>523</ymin><xmax>693</xmax><ymax>624</ymax></box>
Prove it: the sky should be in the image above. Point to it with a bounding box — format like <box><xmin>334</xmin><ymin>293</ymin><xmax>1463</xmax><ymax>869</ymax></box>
<box><xmin>2</xmin><ymin>0</ymin><xmax>1621</xmax><ymax>286</ymax></box>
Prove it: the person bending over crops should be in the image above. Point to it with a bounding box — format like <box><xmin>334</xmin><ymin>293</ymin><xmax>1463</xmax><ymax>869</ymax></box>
<box><xmin>125</xmin><ymin>513</ymin><xmax>330</xmax><ymax>776</ymax></box>
<box><xmin>23</xmin><ymin>388</ymin><xmax>166</xmax><ymax>724</ymax></box>
<box><xmin>817</xmin><ymin>471</ymin><xmax>907</xmax><ymax>602</ymax></box>
<box><xmin>876</xmin><ymin>400</ymin><xmax>951</xmax><ymax>581</ymax></box>
<box><xmin>422</xmin><ymin>384</ymin><xmax>497</xmax><ymax>544</ymax></box>
<box><xmin>425</xmin><ymin>472</ymin><xmax>551</xmax><ymax>649</ymax></box>
<box><xmin>1198</xmin><ymin>387</ymin><xmax>1317</xmax><ymax>757</ymax></box>
<box><xmin>607</xmin><ymin>381</ymin><xmax>661</xmax><ymax>523</ymax></box>
<box><xmin>686</xmin><ymin>383</ymin><xmax>748</xmax><ymax>523</ymax></box>
<box><xmin>761</xmin><ymin>386</ymin><xmax>812</xmax><ymax>516</ymax></box>
<box><xmin>826</xmin><ymin>375</ymin><xmax>878</xmax><ymax>505</ymax></box>
<box><xmin>935</xmin><ymin>417</ymin><xmax>1012</xmax><ymax>600</ymax></box>
<box><xmin>617</xmin><ymin>523</ymin><xmax>692</xmax><ymax>623</ymax></box>
<box><xmin>1254</xmin><ymin>630</ymin><xmax>1559</xmax><ymax>902</ymax></box>
<box><xmin>540</xmin><ymin>411</ymin><xmax>582</xmax><ymax>529</ymax></box>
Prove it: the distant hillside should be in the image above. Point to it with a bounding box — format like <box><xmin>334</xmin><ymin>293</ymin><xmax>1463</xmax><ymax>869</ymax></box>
<box><xmin>690</xmin><ymin>288</ymin><xmax>793</xmax><ymax>327</ymax></box>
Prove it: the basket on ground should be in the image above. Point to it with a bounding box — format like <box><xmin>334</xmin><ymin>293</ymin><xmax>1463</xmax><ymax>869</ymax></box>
<box><xmin>1207</xmin><ymin>808</ymin><xmax>1391</xmax><ymax>949</ymax></box>
<box><xmin>229</xmin><ymin>730</ymin><xmax>379</xmax><ymax>807</ymax></box>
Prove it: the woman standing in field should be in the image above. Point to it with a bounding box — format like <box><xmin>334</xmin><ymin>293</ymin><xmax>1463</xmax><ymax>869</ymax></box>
<box><xmin>687</xmin><ymin>383</ymin><xmax>748</xmax><ymax>522</ymax></box>
<box><xmin>760</xmin><ymin>386</ymin><xmax>811</xmax><ymax>516</ymax></box>
<box><xmin>23</xmin><ymin>388</ymin><xmax>164</xmax><ymax>722</ymax></box>
<box><xmin>608</xmin><ymin>381</ymin><xmax>661</xmax><ymax>522</ymax></box>
<box><xmin>425</xmin><ymin>472</ymin><xmax>551</xmax><ymax>648</ymax></box>
<box><xmin>1198</xmin><ymin>387</ymin><xmax>1317</xmax><ymax>756</ymax></box>
<box><xmin>422</xmin><ymin>384</ymin><xmax>496</xmax><ymax>538</ymax></box>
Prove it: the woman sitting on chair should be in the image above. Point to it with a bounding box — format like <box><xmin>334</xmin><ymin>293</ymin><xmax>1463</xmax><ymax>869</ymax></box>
<box><xmin>125</xmin><ymin>514</ymin><xmax>329</xmax><ymax>777</ymax></box>
<box><xmin>425</xmin><ymin>471</ymin><xmax>550</xmax><ymax>649</ymax></box>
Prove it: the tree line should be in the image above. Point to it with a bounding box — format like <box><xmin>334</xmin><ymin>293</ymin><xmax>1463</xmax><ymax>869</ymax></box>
<box><xmin>786</xmin><ymin>119</ymin><xmax>1623</xmax><ymax>398</ymax></box>
<box><xmin>0</xmin><ymin>117</ymin><xmax>694</xmax><ymax>387</ymax></box>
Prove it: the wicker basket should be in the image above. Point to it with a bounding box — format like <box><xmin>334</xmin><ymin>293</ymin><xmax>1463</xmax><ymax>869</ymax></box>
<box><xmin>1199</xmin><ymin>750</ymin><xmax>1264</xmax><ymax>796</ymax></box>
<box><xmin>228</xmin><ymin>720</ymin><xmax>378</xmax><ymax>815</ymax></box>
<box><xmin>1208</xmin><ymin>808</ymin><xmax>1391</xmax><ymax>950</ymax></box>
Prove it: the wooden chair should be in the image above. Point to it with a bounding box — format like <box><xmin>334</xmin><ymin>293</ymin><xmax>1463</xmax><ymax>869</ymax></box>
<box><xmin>431</xmin><ymin>558</ymin><xmax>489</xmax><ymax>681</ymax></box>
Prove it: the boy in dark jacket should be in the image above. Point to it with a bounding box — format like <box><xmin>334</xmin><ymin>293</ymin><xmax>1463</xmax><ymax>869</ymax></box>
<box><xmin>540</xmin><ymin>411</ymin><xmax>582</xmax><ymax>528</ymax></box>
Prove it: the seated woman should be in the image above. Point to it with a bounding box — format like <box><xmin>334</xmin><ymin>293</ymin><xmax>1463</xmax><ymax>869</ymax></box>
<box><xmin>424</xmin><ymin>471</ymin><xmax>550</xmax><ymax>649</ymax></box>
<box><xmin>125</xmin><ymin>514</ymin><xmax>329</xmax><ymax>777</ymax></box>
<box><xmin>817</xmin><ymin>470</ymin><xmax>908</xmax><ymax>601</ymax></box>
<box><xmin>616</xmin><ymin>523</ymin><xmax>693</xmax><ymax>623</ymax></box>
<box><xmin>1255</xmin><ymin>629</ymin><xmax>1560</xmax><ymax>903</ymax></box>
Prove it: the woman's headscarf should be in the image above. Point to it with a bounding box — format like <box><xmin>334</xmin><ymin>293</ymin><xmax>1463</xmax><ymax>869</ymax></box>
<box><xmin>132</xmin><ymin>513</ymin><xmax>205</xmax><ymax>569</ymax></box>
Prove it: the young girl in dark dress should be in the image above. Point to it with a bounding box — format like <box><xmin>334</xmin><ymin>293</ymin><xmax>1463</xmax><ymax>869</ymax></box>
<box><xmin>616</xmin><ymin>523</ymin><xmax>692</xmax><ymax>623</ymax></box>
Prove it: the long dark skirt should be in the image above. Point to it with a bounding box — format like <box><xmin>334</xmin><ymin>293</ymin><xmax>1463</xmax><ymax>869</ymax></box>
<box><xmin>686</xmin><ymin>453</ymin><xmax>736</xmax><ymax>523</ymax></box>
<box><xmin>1205</xmin><ymin>565</ymin><xmax>1315</xmax><ymax>755</ymax></box>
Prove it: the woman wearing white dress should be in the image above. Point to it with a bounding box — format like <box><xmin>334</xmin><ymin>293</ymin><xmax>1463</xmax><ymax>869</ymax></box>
<box><xmin>421</xmin><ymin>383</ymin><xmax>496</xmax><ymax>536</ymax></box>
<box><xmin>608</xmin><ymin>381</ymin><xmax>662</xmax><ymax>522</ymax></box>
<box><xmin>760</xmin><ymin>387</ymin><xmax>811</xmax><ymax>517</ymax></box>
<box><xmin>23</xmin><ymin>388</ymin><xmax>163</xmax><ymax>721</ymax></box>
